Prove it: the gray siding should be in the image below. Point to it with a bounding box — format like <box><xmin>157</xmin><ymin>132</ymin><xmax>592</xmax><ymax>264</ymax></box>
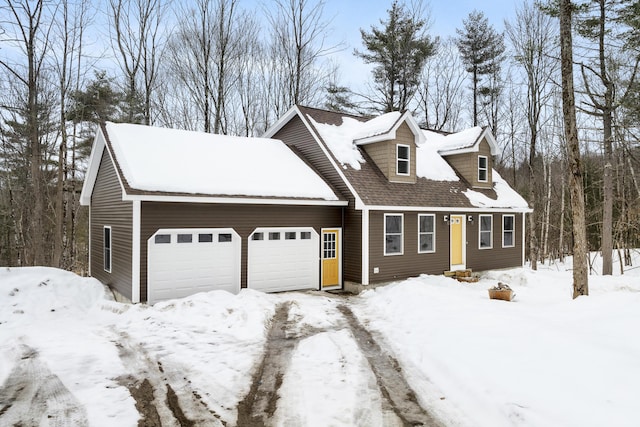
<box><xmin>90</xmin><ymin>149</ymin><xmax>133</xmax><ymax>299</ymax></box>
<box><xmin>140</xmin><ymin>202</ymin><xmax>343</xmax><ymax>302</ymax></box>
<box><xmin>367</xmin><ymin>210</ymin><xmax>523</xmax><ymax>283</ymax></box>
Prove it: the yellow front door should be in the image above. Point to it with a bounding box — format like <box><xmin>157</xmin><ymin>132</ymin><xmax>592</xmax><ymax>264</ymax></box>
<box><xmin>322</xmin><ymin>229</ymin><xmax>340</xmax><ymax>287</ymax></box>
<box><xmin>450</xmin><ymin>215</ymin><xmax>464</xmax><ymax>266</ymax></box>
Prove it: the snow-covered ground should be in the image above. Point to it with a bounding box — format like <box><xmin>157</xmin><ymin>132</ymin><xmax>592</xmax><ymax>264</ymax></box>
<box><xmin>1</xmin><ymin>252</ymin><xmax>639</xmax><ymax>426</ymax></box>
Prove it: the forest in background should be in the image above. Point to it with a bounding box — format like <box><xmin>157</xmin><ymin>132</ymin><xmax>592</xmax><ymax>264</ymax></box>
<box><xmin>1</xmin><ymin>0</ymin><xmax>639</xmax><ymax>278</ymax></box>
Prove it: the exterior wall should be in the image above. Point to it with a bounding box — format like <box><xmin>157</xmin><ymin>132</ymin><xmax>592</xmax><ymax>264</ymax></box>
<box><xmin>343</xmin><ymin>204</ymin><xmax>362</xmax><ymax>282</ymax></box>
<box><xmin>361</xmin><ymin>123</ymin><xmax>417</xmax><ymax>184</ymax></box>
<box><xmin>368</xmin><ymin>211</ymin><xmax>451</xmax><ymax>283</ymax></box>
<box><xmin>465</xmin><ymin>212</ymin><xmax>523</xmax><ymax>271</ymax></box>
<box><xmin>444</xmin><ymin>139</ymin><xmax>493</xmax><ymax>188</ymax></box>
<box><xmin>367</xmin><ymin>210</ymin><xmax>523</xmax><ymax>283</ymax></box>
<box><xmin>275</xmin><ymin>116</ymin><xmax>353</xmax><ymax>200</ymax></box>
<box><xmin>90</xmin><ymin>149</ymin><xmax>133</xmax><ymax>299</ymax></box>
<box><xmin>140</xmin><ymin>202</ymin><xmax>343</xmax><ymax>302</ymax></box>
<box><xmin>274</xmin><ymin>115</ymin><xmax>363</xmax><ymax>284</ymax></box>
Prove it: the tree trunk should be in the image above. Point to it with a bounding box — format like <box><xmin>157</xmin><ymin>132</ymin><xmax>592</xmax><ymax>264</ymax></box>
<box><xmin>560</xmin><ymin>0</ymin><xmax>588</xmax><ymax>298</ymax></box>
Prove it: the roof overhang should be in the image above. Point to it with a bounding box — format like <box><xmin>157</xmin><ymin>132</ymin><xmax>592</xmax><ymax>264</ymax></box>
<box><xmin>354</xmin><ymin>111</ymin><xmax>426</xmax><ymax>146</ymax></box>
<box><xmin>364</xmin><ymin>205</ymin><xmax>532</xmax><ymax>213</ymax></box>
<box><xmin>79</xmin><ymin>128</ymin><xmax>106</xmax><ymax>206</ymax></box>
<box><xmin>123</xmin><ymin>194</ymin><xmax>349</xmax><ymax>206</ymax></box>
<box><xmin>438</xmin><ymin>127</ymin><xmax>500</xmax><ymax>157</ymax></box>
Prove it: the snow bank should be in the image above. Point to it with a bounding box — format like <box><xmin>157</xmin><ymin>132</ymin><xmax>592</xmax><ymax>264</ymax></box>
<box><xmin>356</xmin><ymin>256</ymin><xmax>640</xmax><ymax>427</ymax></box>
<box><xmin>106</xmin><ymin>122</ymin><xmax>339</xmax><ymax>201</ymax></box>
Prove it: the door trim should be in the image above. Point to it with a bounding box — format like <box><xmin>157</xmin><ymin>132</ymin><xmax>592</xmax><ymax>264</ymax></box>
<box><xmin>321</xmin><ymin>228</ymin><xmax>342</xmax><ymax>290</ymax></box>
<box><xmin>449</xmin><ymin>215</ymin><xmax>466</xmax><ymax>271</ymax></box>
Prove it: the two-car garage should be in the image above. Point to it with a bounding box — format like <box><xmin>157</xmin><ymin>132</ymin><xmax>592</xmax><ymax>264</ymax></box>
<box><xmin>147</xmin><ymin>227</ymin><xmax>324</xmax><ymax>304</ymax></box>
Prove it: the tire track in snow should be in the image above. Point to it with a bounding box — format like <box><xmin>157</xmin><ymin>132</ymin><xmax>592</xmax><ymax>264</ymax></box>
<box><xmin>114</xmin><ymin>330</ymin><xmax>226</xmax><ymax>426</ymax></box>
<box><xmin>0</xmin><ymin>344</ymin><xmax>88</xmax><ymax>427</ymax></box>
<box><xmin>338</xmin><ymin>304</ymin><xmax>443</xmax><ymax>427</ymax></box>
<box><xmin>236</xmin><ymin>302</ymin><xmax>295</xmax><ymax>426</ymax></box>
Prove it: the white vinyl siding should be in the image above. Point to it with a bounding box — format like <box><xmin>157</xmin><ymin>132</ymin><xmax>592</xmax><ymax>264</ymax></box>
<box><xmin>384</xmin><ymin>213</ymin><xmax>403</xmax><ymax>255</ymax></box>
<box><xmin>418</xmin><ymin>214</ymin><xmax>435</xmax><ymax>253</ymax></box>
<box><xmin>503</xmin><ymin>215</ymin><xmax>515</xmax><ymax>248</ymax></box>
<box><xmin>479</xmin><ymin>214</ymin><xmax>493</xmax><ymax>249</ymax></box>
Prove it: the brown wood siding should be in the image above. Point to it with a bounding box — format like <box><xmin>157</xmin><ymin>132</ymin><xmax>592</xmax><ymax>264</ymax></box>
<box><xmin>391</xmin><ymin>123</ymin><xmax>417</xmax><ymax>183</ymax></box>
<box><xmin>361</xmin><ymin>123</ymin><xmax>416</xmax><ymax>184</ymax></box>
<box><xmin>444</xmin><ymin>139</ymin><xmax>493</xmax><ymax>188</ymax></box>
<box><xmin>343</xmin><ymin>205</ymin><xmax>362</xmax><ymax>282</ymax></box>
<box><xmin>90</xmin><ymin>150</ymin><xmax>133</xmax><ymax>299</ymax></box>
<box><xmin>275</xmin><ymin>115</ymin><xmax>353</xmax><ymax>200</ymax></box>
<box><xmin>367</xmin><ymin>210</ymin><xmax>523</xmax><ymax>283</ymax></box>
<box><xmin>368</xmin><ymin>211</ymin><xmax>451</xmax><ymax>283</ymax></box>
<box><xmin>274</xmin><ymin>114</ymin><xmax>363</xmax><ymax>283</ymax></box>
<box><xmin>139</xmin><ymin>202</ymin><xmax>343</xmax><ymax>301</ymax></box>
<box><xmin>362</xmin><ymin>140</ymin><xmax>391</xmax><ymax>180</ymax></box>
<box><xmin>466</xmin><ymin>212</ymin><xmax>523</xmax><ymax>271</ymax></box>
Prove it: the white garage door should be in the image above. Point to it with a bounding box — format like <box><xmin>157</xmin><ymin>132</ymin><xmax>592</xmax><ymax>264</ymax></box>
<box><xmin>147</xmin><ymin>228</ymin><xmax>241</xmax><ymax>304</ymax></box>
<box><xmin>248</xmin><ymin>227</ymin><xmax>319</xmax><ymax>293</ymax></box>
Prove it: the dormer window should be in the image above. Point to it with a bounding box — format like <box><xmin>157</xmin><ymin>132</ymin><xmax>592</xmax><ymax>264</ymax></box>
<box><xmin>478</xmin><ymin>156</ymin><xmax>488</xmax><ymax>182</ymax></box>
<box><xmin>397</xmin><ymin>144</ymin><xmax>410</xmax><ymax>175</ymax></box>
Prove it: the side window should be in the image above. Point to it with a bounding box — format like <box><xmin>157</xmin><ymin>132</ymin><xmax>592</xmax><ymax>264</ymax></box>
<box><xmin>155</xmin><ymin>234</ymin><xmax>171</xmax><ymax>244</ymax></box>
<box><xmin>177</xmin><ymin>234</ymin><xmax>192</xmax><ymax>243</ymax></box>
<box><xmin>104</xmin><ymin>226</ymin><xmax>112</xmax><ymax>272</ymax></box>
<box><xmin>252</xmin><ymin>232</ymin><xmax>264</xmax><ymax>241</ymax></box>
<box><xmin>503</xmin><ymin>215</ymin><xmax>515</xmax><ymax>248</ymax></box>
<box><xmin>384</xmin><ymin>214</ymin><xmax>403</xmax><ymax>255</ymax></box>
<box><xmin>397</xmin><ymin>144</ymin><xmax>410</xmax><ymax>175</ymax></box>
<box><xmin>218</xmin><ymin>233</ymin><xmax>232</xmax><ymax>242</ymax></box>
<box><xmin>478</xmin><ymin>156</ymin><xmax>488</xmax><ymax>182</ymax></box>
<box><xmin>418</xmin><ymin>214</ymin><xmax>435</xmax><ymax>253</ymax></box>
<box><xmin>479</xmin><ymin>214</ymin><xmax>493</xmax><ymax>249</ymax></box>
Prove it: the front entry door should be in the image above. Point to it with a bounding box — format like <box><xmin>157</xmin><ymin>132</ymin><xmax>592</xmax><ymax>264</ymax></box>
<box><xmin>450</xmin><ymin>215</ymin><xmax>465</xmax><ymax>270</ymax></box>
<box><xmin>321</xmin><ymin>229</ymin><xmax>340</xmax><ymax>288</ymax></box>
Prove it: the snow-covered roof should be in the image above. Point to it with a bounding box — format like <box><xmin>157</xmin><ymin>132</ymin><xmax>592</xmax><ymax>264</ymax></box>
<box><xmin>84</xmin><ymin>122</ymin><xmax>341</xmax><ymax>202</ymax></box>
<box><xmin>308</xmin><ymin>113</ymin><xmax>459</xmax><ymax>181</ymax></box>
<box><xmin>423</xmin><ymin>127</ymin><xmax>499</xmax><ymax>156</ymax></box>
<box><xmin>464</xmin><ymin>171</ymin><xmax>529</xmax><ymax>209</ymax></box>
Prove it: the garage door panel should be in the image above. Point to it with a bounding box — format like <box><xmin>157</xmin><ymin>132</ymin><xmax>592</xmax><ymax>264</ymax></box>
<box><xmin>147</xmin><ymin>228</ymin><xmax>240</xmax><ymax>304</ymax></box>
<box><xmin>248</xmin><ymin>227</ymin><xmax>319</xmax><ymax>293</ymax></box>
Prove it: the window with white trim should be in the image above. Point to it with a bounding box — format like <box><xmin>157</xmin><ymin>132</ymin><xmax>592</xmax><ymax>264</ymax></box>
<box><xmin>384</xmin><ymin>214</ymin><xmax>403</xmax><ymax>255</ymax></box>
<box><xmin>103</xmin><ymin>226</ymin><xmax>112</xmax><ymax>272</ymax></box>
<box><xmin>478</xmin><ymin>156</ymin><xmax>488</xmax><ymax>182</ymax></box>
<box><xmin>418</xmin><ymin>214</ymin><xmax>435</xmax><ymax>253</ymax></box>
<box><xmin>479</xmin><ymin>214</ymin><xmax>493</xmax><ymax>249</ymax></box>
<box><xmin>503</xmin><ymin>215</ymin><xmax>515</xmax><ymax>248</ymax></box>
<box><xmin>397</xmin><ymin>144</ymin><xmax>410</xmax><ymax>175</ymax></box>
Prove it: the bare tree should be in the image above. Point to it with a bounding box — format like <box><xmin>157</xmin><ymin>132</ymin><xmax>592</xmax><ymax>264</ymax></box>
<box><xmin>267</xmin><ymin>0</ymin><xmax>339</xmax><ymax>114</ymax></box>
<box><xmin>559</xmin><ymin>0</ymin><xmax>589</xmax><ymax>298</ymax></box>
<box><xmin>168</xmin><ymin>0</ymin><xmax>243</xmax><ymax>133</ymax></box>
<box><xmin>0</xmin><ymin>0</ymin><xmax>56</xmax><ymax>265</ymax></box>
<box><xmin>417</xmin><ymin>38</ymin><xmax>465</xmax><ymax>131</ymax></box>
<box><xmin>109</xmin><ymin>0</ymin><xmax>166</xmax><ymax>124</ymax></box>
<box><xmin>577</xmin><ymin>0</ymin><xmax>640</xmax><ymax>275</ymax></box>
<box><xmin>505</xmin><ymin>1</ymin><xmax>557</xmax><ymax>270</ymax></box>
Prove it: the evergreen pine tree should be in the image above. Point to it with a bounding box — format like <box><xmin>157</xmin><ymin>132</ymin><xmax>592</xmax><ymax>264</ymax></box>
<box><xmin>456</xmin><ymin>10</ymin><xmax>505</xmax><ymax>126</ymax></box>
<box><xmin>355</xmin><ymin>0</ymin><xmax>437</xmax><ymax>112</ymax></box>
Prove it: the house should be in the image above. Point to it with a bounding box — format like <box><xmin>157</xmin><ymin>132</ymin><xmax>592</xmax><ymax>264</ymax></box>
<box><xmin>80</xmin><ymin>107</ymin><xmax>530</xmax><ymax>304</ymax></box>
<box><xmin>264</xmin><ymin>106</ymin><xmax>531</xmax><ymax>285</ymax></box>
<box><xmin>80</xmin><ymin>122</ymin><xmax>347</xmax><ymax>304</ymax></box>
